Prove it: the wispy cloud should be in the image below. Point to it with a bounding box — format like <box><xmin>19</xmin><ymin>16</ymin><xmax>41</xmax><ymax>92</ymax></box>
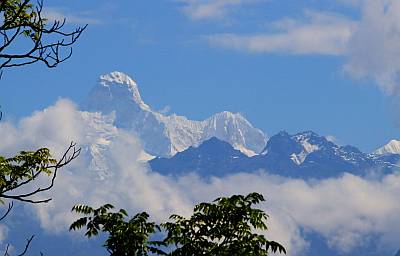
<box><xmin>206</xmin><ymin>11</ymin><xmax>356</xmax><ymax>55</ymax></box>
<box><xmin>343</xmin><ymin>0</ymin><xmax>400</xmax><ymax>95</ymax></box>
<box><xmin>177</xmin><ymin>0</ymin><xmax>262</xmax><ymax>20</ymax></box>
<box><xmin>202</xmin><ymin>0</ymin><xmax>400</xmax><ymax>95</ymax></box>
<box><xmin>43</xmin><ymin>8</ymin><xmax>101</xmax><ymax>25</ymax></box>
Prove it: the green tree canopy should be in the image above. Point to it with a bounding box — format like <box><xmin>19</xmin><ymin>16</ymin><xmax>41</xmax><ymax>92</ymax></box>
<box><xmin>163</xmin><ymin>192</ymin><xmax>286</xmax><ymax>256</ymax></box>
<box><xmin>71</xmin><ymin>192</ymin><xmax>287</xmax><ymax>256</ymax></box>
<box><xmin>70</xmin><ymin>204</ymin><xmax>164</xmax><ymax>256</ymax></box>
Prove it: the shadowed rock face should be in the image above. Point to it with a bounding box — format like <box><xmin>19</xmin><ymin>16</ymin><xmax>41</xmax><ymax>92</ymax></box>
<box><xmin>150</xmin><ymin>132</ymin><xmax>400</xmax><ymax>179</ymax></box>
<box><xmin>149</xmin><ymin>137</ymin><xmax>250</xmax><ymax>177</ymax></box>
<box><xmin>82</xmin><ymin>71</ymin><xmax>267</xmax><ymax>157</ymax></box>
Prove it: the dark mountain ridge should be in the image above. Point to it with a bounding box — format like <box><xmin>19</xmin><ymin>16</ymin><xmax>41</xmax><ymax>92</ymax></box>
<box><xmin>150</xmin><ymin>131</ymin><xmax>400</xmax><ymax>179</ymax></box>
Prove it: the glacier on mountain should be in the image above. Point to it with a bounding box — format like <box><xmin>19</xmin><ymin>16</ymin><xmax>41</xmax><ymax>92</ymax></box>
<box><xmin>82</xmin><ymin>71</ymin><xmax>267</xmax><ymax>157</ymax></box>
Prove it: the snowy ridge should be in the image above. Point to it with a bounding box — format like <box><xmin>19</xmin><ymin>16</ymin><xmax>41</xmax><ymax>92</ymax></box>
<box><xmin>83</xmin><ymin>71</ymin><xmax>267</xmax><ymax>157</ymax></box>
<box><xmin>260</xmin><ymin>131</ymin><xmax>369</xmax><ymax>166</ymax></box>
<box><xmin>374</xmin><ymin>140</ymin><xmax>400</xmax><ymax>155</ymax></box>
<box><xmin>80</xmin><ymin>111</ymin><xmax>117</xmax><ymax>180</ymax></box>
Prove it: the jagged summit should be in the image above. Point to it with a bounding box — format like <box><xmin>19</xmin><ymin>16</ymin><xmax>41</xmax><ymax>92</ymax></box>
<box><xmin>261</xmin><ymin>130</ymin><xmax>357</xmax><ymax>166</ymax></box>
<box><xmin>95</xmin><ymin>71</ymin><xmax>150</xmax><ymax>111</ymax></box>
<box><xmin>210</xmin><ymin>111</ymin><xmax>245</xmax><ymax>120</ymax></box>
<box><xmin>82</xmin><ymin>71</ymin><xmax>268</xmax><ymax>157</ymax></box>
<box><xmin>100</xmin><ymin>71</ymin><xmax>138</xmax><ymax>87</ymax></box>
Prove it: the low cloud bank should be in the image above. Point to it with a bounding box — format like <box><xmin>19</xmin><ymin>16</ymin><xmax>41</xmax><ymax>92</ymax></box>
<box><xmin>1</xmin><ymin>99</ymin><xmax>399</xmax><ymax>255</ymax></box>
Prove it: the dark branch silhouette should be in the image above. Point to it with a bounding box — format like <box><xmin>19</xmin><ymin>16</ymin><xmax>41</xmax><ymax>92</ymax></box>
<box><xmin>0</xmin><ymin>0</ymin><xmax>87</xmax><ymax>71</ymax></box>
<box><xmin>0</xmin><ymin>202</ymin><xmax>13</xmax><ymax>222</ymax></box>
<box><xmin>3</xmin><ymin>235</ymin><xmax>34</xmax><ymax>256</ymax></box>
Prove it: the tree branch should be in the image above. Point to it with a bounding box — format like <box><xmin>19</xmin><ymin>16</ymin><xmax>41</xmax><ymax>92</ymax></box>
<box><xmin>0</xmin><ymin>142</ymin><xmax>81</xmax><ymax>204</ymax></box>
<box><xmin>0</xmin><ymin>0</ymin><xmax>87</xmax><ymax>71</ymax></box>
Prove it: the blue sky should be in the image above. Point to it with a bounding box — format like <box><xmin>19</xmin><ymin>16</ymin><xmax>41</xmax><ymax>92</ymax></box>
<box><xmin>1</xmin><ymin>0</ymin><xmax>399</xmax><ymax>152</ymax></box>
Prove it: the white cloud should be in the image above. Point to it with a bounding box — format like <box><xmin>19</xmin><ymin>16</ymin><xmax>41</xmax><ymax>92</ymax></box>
<box><xmin>177</xmin><ymin>0</ymin><xmax>262</xmax><ymax>20</ymax></box>
<box><xmin>2</xmin><ymin>100</ymin><xmax>400</xmax><ymax>255</ymax></box>
<box><xmin>206</xmin><ymin>11</ymin><xmax>356</xmax><ymax>55</ymax></box>
<box><xmin>344</xmin><ymin>0</ymin><xmax>400</xmax><ymax>95</ymax></box>
<box><xmin>202</xmin><ymin>1</ymin><xmax>400</xmax><ymax>95</ymax></box>
<box><xmin>43</xmin><ymin>8</ymin><xmax>101</xmax><ymax>25</ymax></box>
<box><xmin>179</xmin><ymin>172</ymin><xmax>400</xmax><ymax>254</ymax></box>
<box><xmin>0</xmin><ymin>100</ymin><xmax>192</xmax><ymax>231</ymax></box>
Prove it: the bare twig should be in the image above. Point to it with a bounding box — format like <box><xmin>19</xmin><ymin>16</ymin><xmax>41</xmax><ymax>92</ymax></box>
<box><xmin>0</xmin><ymin>202</ymin><xmax>13</xmax><ymax>222</ymax></box>
<box><xmin>0</xmin><ymin>0</ymin><xmax>87</xmax><ymax>71</ymax></box>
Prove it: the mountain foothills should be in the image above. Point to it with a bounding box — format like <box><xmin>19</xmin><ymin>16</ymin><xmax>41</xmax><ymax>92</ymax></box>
<box><xmin>80</xmin><ymin>71</ymin><xmax>400</xmax><ymax>179</ymax></box>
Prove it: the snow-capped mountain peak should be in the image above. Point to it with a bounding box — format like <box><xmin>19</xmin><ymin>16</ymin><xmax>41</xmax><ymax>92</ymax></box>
<box><xmin>261</xmin><ymin>130</ymin><xmax>355</xmax><ymax>166</ymax></box>
<box><xmin>97</xmin><ymin>71</ymin><xmax>151</xmax><ymax>111</ymax></box>
<box><xmin>100</xmin><ymin>71</ymin><xmax>137</xmax><ymax>87</ymax></box>
<box><xmin>83</xmin><ymin>72</ymin><xmax>268</xmax><ymax>157</ymax></box>
<box><xmin>374</xmin><ymin>139</ymin><xmax>400</xmax><ymax>155</ymax></box>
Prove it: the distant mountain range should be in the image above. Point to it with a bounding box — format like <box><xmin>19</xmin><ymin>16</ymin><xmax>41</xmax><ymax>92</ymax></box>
<box><xmin>150</xmin><ymin>132</ymin><xmax>400</xmax><ymax>179</ymax></box>
<box><xmin>80</xmin><ymin>71</ymin><xmax>400</xmax><ymax>180</ymax></box>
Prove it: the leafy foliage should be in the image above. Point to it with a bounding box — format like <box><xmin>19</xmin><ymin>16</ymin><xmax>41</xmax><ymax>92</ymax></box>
<box><xmin>0</xmin><ymin>148</ymin><xmax>56</xmax><ymax>194</ymax></box>
<box><xmin>70</xmin><ymin>204</ymin><xmax>165</xmax><ymax>256</ymax></box>
<box><xmin>163</xmin><ymin>192</ymin><xmax>286</xmax><ymax>256</ymax></box>
<box><xmin>0</xmin><ymin>142</ymin><xmax>80</xmax><ymax>204</ymax></box>
<box><xmin>71</xmin><ymin>192</ymin><xmax>286</xmax><ymax>256</ymax></box>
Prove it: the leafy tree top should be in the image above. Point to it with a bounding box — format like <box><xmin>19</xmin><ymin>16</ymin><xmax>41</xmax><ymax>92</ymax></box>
<box><xmin>71</xmin><ymin>192</ymin><xmax>286</xmax><ymax>256</ymax></box>
<box><xmin>163</xmin><ymin>192</ymin><xmax>286</xmax><ymax>256</ymax></box>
